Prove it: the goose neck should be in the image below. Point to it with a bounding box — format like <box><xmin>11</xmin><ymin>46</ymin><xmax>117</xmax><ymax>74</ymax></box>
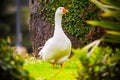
<box><xmin>55</xmin><ymin>13</ymin><xmax>62</xmax><ymax>27</ymax></box>
<box><xmin>54</xmin><ymin>13</ymin><xmax>64</xmax><ymax>36</ymax></box>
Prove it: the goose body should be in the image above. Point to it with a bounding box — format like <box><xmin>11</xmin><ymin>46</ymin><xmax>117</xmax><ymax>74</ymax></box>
<box><xmin>38</xmin><ymin>7</ymin><xmax>71</xmax><ymax>65</ymax></box>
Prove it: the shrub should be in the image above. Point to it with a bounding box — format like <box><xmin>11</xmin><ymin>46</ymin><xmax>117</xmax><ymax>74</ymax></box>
<box><xmin>73</xmin><ymin>40</ymin><xmax>120</xmax><ymax>80</ymax></box>
<box><xmin>0</xmin><ymin>38</ymin><xmax>33</xmax><ymax>80</ymax></box>
<box><xmin>72</xmin><ymin>0</ymin><xmax>120</xmax><ymax>79</ymax></box>
<box><xmin>72</xmin><ymin>44</ymin><xmax>120</xmax><ymax>80</ymax></box>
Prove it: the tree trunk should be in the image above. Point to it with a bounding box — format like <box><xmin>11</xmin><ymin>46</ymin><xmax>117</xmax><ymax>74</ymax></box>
<box><xmin>29</xmin><ymin>0</ymin><xmax>53</xmax><ymax>57</ymax></box>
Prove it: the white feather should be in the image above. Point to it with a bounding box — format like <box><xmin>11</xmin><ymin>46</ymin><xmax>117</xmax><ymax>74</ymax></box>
<box><xmin>38</xmin><ymin>7</ymin><xmax>71</xmax><ymax>64</ymax></box>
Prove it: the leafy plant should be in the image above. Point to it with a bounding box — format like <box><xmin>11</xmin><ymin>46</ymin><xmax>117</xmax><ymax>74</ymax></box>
<box><xmin>87</xmin><ymin>0</ymin><xmax>120</xmax><ymax>44</ymax></box>
<box><xmin>73</xmin><ymin>0</ymin><xmax>120</xmax><ymax>79</ymax></box>
<box><xmin>72</xmin><ymin>40</ymin><xmax>120</xmax><ymax>80</ymax></box>
<box><xmin>24</xmin><ymin>58</ymin><xmax>78</xmax><ymax>80</ymax></box>
<box><xmin>0</xmin><ymin>38</ymin><xmax>33</xmax><ymax>80</ymax></box>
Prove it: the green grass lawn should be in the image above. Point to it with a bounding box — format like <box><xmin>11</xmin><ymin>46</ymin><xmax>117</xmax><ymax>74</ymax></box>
<box><xmin>23</xmin><ymin>57</ymin><xmax>78</xmax><ymax>80</ymax></box>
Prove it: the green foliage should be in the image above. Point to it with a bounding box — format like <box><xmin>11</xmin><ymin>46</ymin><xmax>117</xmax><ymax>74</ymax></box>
<box><xmin>72</xmin><ymin>46</ymin><xmax>120</xmax><ymax>80</ymax></box>
<box><xmin>39</xmin><ymin>0</ymin><xmax>99</xmax><ymax>37</ymax></box>
<box><xmin>87</xmin><ymin>0</ymin><xmax>120</xmax><ymax>44</ymax></box>
<box><xmin>24</xmin><ymin>57</ymin><xmax>78</xmax><ymax>80</ymax></box>
<box><xmin>73</xmin><ymin>0</ymin><xmax>120</xmax><ymax>79</ymax></box>
<box><xmin>0</xmin><ymin>38</ymin><xmax>33</xmax><ymax>80</ymax></box>
<box><xmin>23</xmin><ymin>40</ymin><xmax>120</xmax><ymax>80</ymax></box>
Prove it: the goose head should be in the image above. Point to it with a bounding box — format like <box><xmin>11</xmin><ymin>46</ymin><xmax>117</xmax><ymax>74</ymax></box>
<box><xmin>55</xmin><ymin>7</ymin><xmax>68</xmax><ymax>15</ymax></box>
<box><xmin>54</xmin><ymin>7</ymin><xmax>68</xmax><ymax>36</ymax></box>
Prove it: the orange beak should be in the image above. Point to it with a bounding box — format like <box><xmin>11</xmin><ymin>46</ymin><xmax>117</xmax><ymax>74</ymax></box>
<box><xmin>62</xmin><ymin>8</ymin><xmax>68</xmax><ymax>14</ymax></box>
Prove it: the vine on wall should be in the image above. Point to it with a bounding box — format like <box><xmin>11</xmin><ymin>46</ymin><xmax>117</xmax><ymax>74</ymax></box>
<box><xmin>39</xmin><ymin>0</ymin><xmax>100</xmax><ymax>38</ymax></box>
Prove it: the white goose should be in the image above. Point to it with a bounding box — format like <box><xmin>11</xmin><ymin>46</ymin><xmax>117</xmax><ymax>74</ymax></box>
<box><xmin>38</xmin><ymin>7</ymin><xmax>71</xmax><ymax>66</ymax></box>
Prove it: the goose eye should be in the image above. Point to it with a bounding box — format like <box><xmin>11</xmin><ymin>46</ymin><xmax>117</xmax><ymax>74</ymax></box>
<box><xmin>59</xmin><ymin>8</ymin><xmax>62</xmax><ymax>10</ymax></box>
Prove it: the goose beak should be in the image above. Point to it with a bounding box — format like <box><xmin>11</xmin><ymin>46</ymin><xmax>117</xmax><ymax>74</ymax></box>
<box><xmin>62</xmin><ymin>8</ymin><xmax>68</xmax><ymax>14</ymax></box>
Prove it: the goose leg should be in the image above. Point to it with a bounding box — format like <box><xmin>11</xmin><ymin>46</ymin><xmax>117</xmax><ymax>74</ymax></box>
<box><xmin>52</xmin><ymin>63</ymin><xmax>55</xmax><ymax>69</ymax></box>
<box><xmin>60</xmin><ymin>64</ymin><xmax>62</xmax><ymax>68</ymax></box>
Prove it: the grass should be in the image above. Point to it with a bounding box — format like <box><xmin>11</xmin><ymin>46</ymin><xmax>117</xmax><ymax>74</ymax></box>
<box><xmin>23</xmin><ymin>57</ymin><xmax>78</xmax><ymax>80</ymax></box>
